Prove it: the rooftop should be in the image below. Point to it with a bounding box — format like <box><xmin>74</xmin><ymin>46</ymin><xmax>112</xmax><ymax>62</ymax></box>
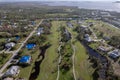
<box><xmin>26</xmin><ymin>43</ymin><xmax>36</xmax><ymax>50</ymax></box>
<box><xmin>19</xmin><ymin>55</ymin><xmax>31</xmax><ymax>63</ymax></box>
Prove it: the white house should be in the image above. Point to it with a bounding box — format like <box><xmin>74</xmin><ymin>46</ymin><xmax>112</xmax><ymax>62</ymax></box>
<box><xmin>108</xmin><ymin>49</ymin><xmax>120</xmax><ymax>59</ymax></box>
<box><xmin>3</xmin><ymin>77</ymin><xmax>13</xmax><ymax>80</ymax></box>
<box><xmin>5</xmin><ymin>42</ymin><xmax>15</xmax><ymax>49</ymax></box>
<box><xmin>36</xmin><ymin>27</ymin><xmax>44</xmax><ymax>36</ymax></box>
<box><xmin>3</xmin><ymin>66</ymin><xmax>20</xmax><ymax>77</ymax></box>
<box><xmin>84</xmin><ymin>34</ymin><xmax>92</xmax><ymax>42</ymax></box>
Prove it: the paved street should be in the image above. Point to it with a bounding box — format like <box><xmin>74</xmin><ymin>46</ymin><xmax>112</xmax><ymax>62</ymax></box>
<box><xmin>0</xmin><ymin>19</ymin><xmax>43</xmax><ymax>77</ymax></box>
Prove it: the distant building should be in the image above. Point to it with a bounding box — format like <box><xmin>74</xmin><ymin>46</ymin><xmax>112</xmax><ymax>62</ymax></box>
<box><xmin>67</xmin><ymin>22</ymin><xmax>73</xmax><ymax>28</ymax></box>
<box><xmin>19</xmin><ymin>55</ymin><xmax>31</xmax><ymax>65</ymax></box>
<box><xmin>81</xmin><ymin>25</ymin><xmax>89</xmax><ymax>32</ymax></box>
<box><xmin>3</xmin><ymin>66</ymin><xmax>20</xmax><ymax>77</ymax></box>
<box><xmin>64</xmin><ymin>29</ymin><xmax>71</xmax><ymax>41</ymax></box>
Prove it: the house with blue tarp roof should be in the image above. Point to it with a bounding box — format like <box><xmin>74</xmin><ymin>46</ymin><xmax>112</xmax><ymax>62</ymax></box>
<box><xmin>15</xmin><ymin>36</ymin><xmax>20</xmax><ymax>41</ymax></box>
<box><xmin>31</xmin><ymin>21</ymin><xmax>35</xmax><ymax>25</ymax></box>
<box><xmin>19</xmin><ymin>55</ymin><xmax>31</xmax><ymax>64</ymax></box>
<box><xmin>26</xmin><ymin>43</ymin><xmax>36</xmax><ymax>50</ymax></box>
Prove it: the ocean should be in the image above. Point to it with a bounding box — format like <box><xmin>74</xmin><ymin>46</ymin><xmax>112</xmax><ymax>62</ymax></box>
<box><xmin>45</xmin><ymin>1</ymin><xmax>120</xmax><ymax>12</ymax></box>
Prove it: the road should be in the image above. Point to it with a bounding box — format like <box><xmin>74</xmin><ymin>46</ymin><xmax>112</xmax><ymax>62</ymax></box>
<box><xmin>66</xmin><ymin>26</ymin><xmax>77</xmax><ymax>80</ymax></box>
<box><xmin>0</xmin><ymin>19</ymin><xmax>43</xmax><ymax>77</ymax></box>
<box><xmin>71</xmin><ymin>32</ymin><xmax>77</xmax><ymax>80</ymax></box>
<box><xmin>56</xmin><ymin>43</ymin><xmax>62</xmax><ymax>80</ymax></box>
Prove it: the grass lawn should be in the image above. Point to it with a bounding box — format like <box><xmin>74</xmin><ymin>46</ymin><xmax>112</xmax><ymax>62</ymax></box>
<box><xmin>74</xmin><ymin>41</ymin><xmax>94</xmax><ymax>80</ymax></box>
<box><xmin>36</xmin><ymin>21</ymin><xmax>60</xmax><ymax>80</ymax></box>
<box><xmin>11</xmin><ymin>44</ymin><xmax>21</xmax><ymax>51</ymax></box>
<box><xmin>55</xmin><ymin>21</ymin><xmax>74</xmax><ymax>80</ymax></box>
<box><xmin>0</xmin><ymin>53</ymin><xmax>12</xmax><ymax>68</ymax></box>
<box><xmin>59</xmin><ymin>70</ymin><xmax>74</xmax><ymax>80</ymax></box>
<box><xmin>0</xmin><ymin>38</ymin><xmax>6</xmax><ymax>43</ymax></box>
<box><xmin>85</xmin><ymin>19</ymin><xmax>120</xmax><ymax>37</ymax></box>
<box><xmin>89</xmin><ymin>42</ymin><xmax>100</xmax><ymax>50</ymax></box>
<box><xmin>18</xmin><ymin>20</ymin><xmax>94</xmax><ymax>80</ymax></box>
<box><xmin>18</xmin><ymin>49</ymin><xmax>40</xmax><ymax>79</ymax></box>
<box><xmin>66</xmin><ymin>21</ymin><xmax>95</xmax><ymax>80</ymax></box>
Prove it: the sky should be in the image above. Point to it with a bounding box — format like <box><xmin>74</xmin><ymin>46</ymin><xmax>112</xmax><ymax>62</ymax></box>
<box><xmin>0</xmin><ymin>0</ymin><xmax>119</xmax><ymax>2</ymax></box>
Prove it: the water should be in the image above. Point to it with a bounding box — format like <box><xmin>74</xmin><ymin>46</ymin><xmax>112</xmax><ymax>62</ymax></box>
<box><xmin>29</xmin><ymin>44</ymin><xmax>51</xmax><ymax>80</ymax></box>
<box><xmin>82</xmin><ymin>41</ymin><xmax>107</xmax><ymax>63</ymax></box>
<box><xmin>45</xmin><ymin>1</ymin><xmax>120</xmax><ymax>12</ymax></box>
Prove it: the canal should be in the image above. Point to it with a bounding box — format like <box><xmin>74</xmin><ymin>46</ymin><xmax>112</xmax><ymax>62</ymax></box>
<box><xmin>29</xmin><ymin>44</ymin><xmax>51</xmax><ymax>80</ymax></box>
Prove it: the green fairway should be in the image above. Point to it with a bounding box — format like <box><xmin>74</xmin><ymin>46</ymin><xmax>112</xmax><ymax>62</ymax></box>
<box><xmin>74</xmin><ymin>41</ymin><xmax>94</xmax><ymax>80</ymax></box>
<box><xmin>66</xmin><ymin>21</ymin><xmax>94</xmax><ymax>80</ymax></box>
<box><xmin>59</xmin><ymin>70</ymin><xmax>74</xmax><ymax>80</ymax></box>
<box><xmin>18</xmin><ymin>49</ymin><xmax>40</xmax><ymax>79</ymax></box>
<box><xmin>36</xmin><ymin>21</ymin><xmax>60</xmax><ymax>80</ymax></box>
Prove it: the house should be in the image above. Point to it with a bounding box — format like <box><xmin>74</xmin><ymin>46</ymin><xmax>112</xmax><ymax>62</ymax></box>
<box><xmin>3</xmin><ymin>66</ymin><xmax>20</xmax><ymax>77</ymax></box>
<box><xmin>103</xmin><ymin>36</ymin><xmax>110</xmax><ymax>41</ymax></box>
<box><xmin>15</xmin><ymin>36</ymin><xmax>20</xmax><ymax>41</ymax></box>
<box><xmin>98</xmin><ymin>46</ymin><xmax>112</xmax><ymax>52</ymax></box>
<box><xmin>6</xmin><ymin>38</ymin><xmax>11</xmax><ymax>42</ymax></box>
<box><xmin>81</xmin><ymin>25</ymin><xmax>88</xmax><ymax>29</ymax></box>
<box><xmin>67</xmin><ymin>22</ymin><xmax>73</xmax><ymax>28</ymax></box>
<box><xmin>88</xmin><ymin>22</ymin><xmax>93</xmax><ymax>27</ymax></box>
<box><xmin>64</xmin><ymin>29</ymin><xmax>71</xmax><ymax>41</ymax></box>
<box><xmin>31</xmin><ymin>21</ymin><xmax>35</xmax><ymax>25</ymax></box>
<box><xmin>108</xmin><ymin>49</ymin><xmax>120</xmax><ymax>59</ymax></box>
<box><xmin>5</xmin><ymin>42</ymin><xmax>15</xmax><ymax>49</ymax></box>
<box><xmin>36</xmin><ymin>27</ymin><xmax>44</xmax><ymax>36</ymax></box>
<box><xmin>26</xmin><ymin>43</ymin><xmax>36</xmax><ymax>50</ymax></box>
<box><xmin>19</xmin><ymin>55</ymin><xmax>31</xmax><ymax>64</ymax></box>
<box><xmin>81</xmin><ymin>25</ymin><xmax>89</xmax><ymax>32</ymax></box>
<box><xmin>3</xmin><ymin>77</ymin><xmax>13</xmax><ymax>80</ymax></box>
<box><xmin>84</xmin><ymin>34</ymin><xmax>92</xmax><ymax>42</ymax></box>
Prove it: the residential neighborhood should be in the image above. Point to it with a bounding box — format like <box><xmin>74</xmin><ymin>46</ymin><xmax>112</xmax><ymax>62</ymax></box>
<box><xmin>0</xmin><ymin>1</ymin><xmax>120</xmax><ymax>80</ymax></box>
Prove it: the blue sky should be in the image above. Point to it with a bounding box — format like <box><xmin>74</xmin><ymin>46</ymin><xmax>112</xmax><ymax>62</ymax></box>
<box><xmin>0</xmin><ymin>0</ymin><xmax>119</xmax><ymax>2</ymax></box>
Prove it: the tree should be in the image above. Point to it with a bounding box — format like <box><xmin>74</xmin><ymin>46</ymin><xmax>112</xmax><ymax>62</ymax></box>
<box><xmin>109</xmin><ymin>35</ymin><xmax>120</xmax><ymax>49</ymax></box>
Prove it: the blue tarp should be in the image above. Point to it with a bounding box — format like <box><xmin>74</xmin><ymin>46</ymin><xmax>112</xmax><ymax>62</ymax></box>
<box><xmin>26</xmin><ymin>43</ymin><xmax>36</xmax><ymax>49</ymax></box>
<box><xmin>16</xmin><ymin>36</ymin><xmax>20</xmax><ymax>40</ymax></box>
<box><xmin>31</xmin><ymin>21</ymin><xmax>35</xmax><ymax>25</ymax></box>
<box><xmin>19</xmin><ymin>56</ymin><xmax>30</xmax><ymax>63</ymax></box>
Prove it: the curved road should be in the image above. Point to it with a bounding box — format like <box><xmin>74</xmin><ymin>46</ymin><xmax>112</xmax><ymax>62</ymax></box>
<box><xmin>56</xmin><ymin>26</ymin><xmax>77</xmax><ymax>80</ymax></box>
<box><xmin>56</xmin><ymin>44</ymin><xmax>62</xmax><ymax>80</ymax></box>
<box><xmin>71</xmin><ymin>32</ymin><xmax>77</xmax><ymax>80</ymax></box>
